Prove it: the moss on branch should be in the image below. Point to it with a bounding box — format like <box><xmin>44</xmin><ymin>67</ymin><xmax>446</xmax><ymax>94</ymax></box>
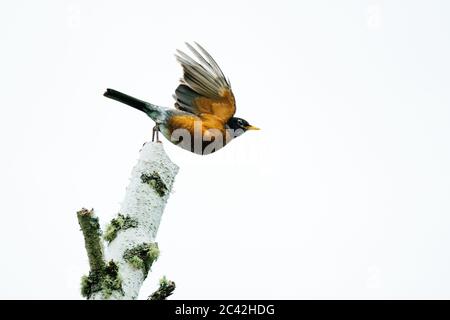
<box><xmin>77</xmin><ymin>208</ymin><xmax>123</xmax><ymax>298</ymax></box>
<box><xmin>104</xmin><ymin>213</ymin><xmax>138</xmax><ymax>243</ymax></box>
<box><xmin>123</xmin><ymin>243</ymin><xmax>159</xmax><ymax>277</ymax></box>
<box><xmin>148</xmin><ymin>276</ymin><xmax>176</xmax><ymax>300</ymax></box>
<box><xmin>80</xmin><ymin>260</ymin><xmax>123</xmax><ymax>299</ymax></box>
<box><xmin>77</xmin><ymin>208</ymin><xmax>105</xmax><ymax>272</ymax></box>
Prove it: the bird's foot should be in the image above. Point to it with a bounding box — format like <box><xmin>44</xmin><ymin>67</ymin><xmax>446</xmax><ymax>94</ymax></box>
<box><xmin>152</xmin><ymin>124</ymin><xmax>162</xmax><ymax>143</ymax></box>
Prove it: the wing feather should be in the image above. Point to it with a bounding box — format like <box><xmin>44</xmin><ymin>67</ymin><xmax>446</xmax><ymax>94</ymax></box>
<box><xmin>174</xmin><ymin>43</ymin><xmax>236</xmax><ymax>123</ymax></box>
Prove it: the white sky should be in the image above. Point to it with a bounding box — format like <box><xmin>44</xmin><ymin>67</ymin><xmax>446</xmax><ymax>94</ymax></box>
<box><xmin>1</xmin><ymin>0</ymin><xmax>450</xmax><ymax>299</ymax></box>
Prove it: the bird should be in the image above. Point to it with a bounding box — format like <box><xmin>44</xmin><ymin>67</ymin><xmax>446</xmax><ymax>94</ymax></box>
<box><xmin>103</xmin><ymin>42</ymin><xmax>259</xmax><ymax>155</ymax></box>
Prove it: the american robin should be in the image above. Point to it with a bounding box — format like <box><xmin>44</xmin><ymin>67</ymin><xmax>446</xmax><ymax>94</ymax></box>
<box><xmin>104</xmin><ymin>42</ymin><xmax>259</xmax><ymax>155</ymax></box>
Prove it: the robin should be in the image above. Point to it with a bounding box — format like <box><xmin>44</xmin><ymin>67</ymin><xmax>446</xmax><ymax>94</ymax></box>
<box><xmin>104</xmin><ymin>42</ymin><xmax>259</xmax><ymax>155</ymax></box>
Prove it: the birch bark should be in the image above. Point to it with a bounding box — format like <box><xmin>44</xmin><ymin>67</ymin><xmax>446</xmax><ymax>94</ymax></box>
<box><xmin>79</xmin><ymin>142</ymin><xmax>179</xmax><ymax>300</ymax></box>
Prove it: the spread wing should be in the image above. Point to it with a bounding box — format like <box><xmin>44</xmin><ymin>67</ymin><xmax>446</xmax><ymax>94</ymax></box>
<box><xmin>174</xmin><ymin>42</ymin><xmax>236</xmax><ymax>124</ymax></box>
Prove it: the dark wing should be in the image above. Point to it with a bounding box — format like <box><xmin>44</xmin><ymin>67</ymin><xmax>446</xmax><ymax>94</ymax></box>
<box><xmin>174</xmin><ymin>42</ymin><xmax>236</xmax><ymax>123</ymax></box>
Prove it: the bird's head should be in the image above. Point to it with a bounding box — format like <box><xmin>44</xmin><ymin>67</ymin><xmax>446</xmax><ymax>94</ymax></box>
<box><xmin>227</xmin><ymin>117</ymin><xmax>260</xmax><ymax>137</ymax></box>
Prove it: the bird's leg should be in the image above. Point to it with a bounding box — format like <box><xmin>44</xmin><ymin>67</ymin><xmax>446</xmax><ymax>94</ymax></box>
<box><xmin>152</xmin><ymin>124</ymin><xmax>161</xmax><ymax>143</ymax></box>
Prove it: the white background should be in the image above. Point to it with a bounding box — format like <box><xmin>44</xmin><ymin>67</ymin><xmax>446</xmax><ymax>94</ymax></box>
<box><xmin>1</xmin><ymin>0</ymin><xmax>449</xmax><ymax>299</ymax></box>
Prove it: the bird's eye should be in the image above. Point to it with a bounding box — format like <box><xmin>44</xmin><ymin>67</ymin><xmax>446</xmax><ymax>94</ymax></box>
<box><xmin>237</xmin><ymin>119</ymin><xmax>243</xmax><ymax>125</ymax></box>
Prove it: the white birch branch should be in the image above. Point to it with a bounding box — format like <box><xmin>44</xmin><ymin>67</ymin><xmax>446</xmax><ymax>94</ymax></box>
<box><xmin>79</xmin><ymin>142</ymin><xmax>179</xmax><ymax>300</ymax></box>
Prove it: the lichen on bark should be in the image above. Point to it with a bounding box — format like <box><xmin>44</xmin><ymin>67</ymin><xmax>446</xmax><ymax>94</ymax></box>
<box><xmin>104</xmin><ymin>213</ymin><xmax>138</xmax><ymax>243</ymax></box>
<box><xmin>77</xmin><ymin>208</ymin><xmax>123</xmax><ymax>299</ymax></box>
<box><xmin>123</xmin><ymin>242</ymin><xmax>160</xmax><ymax>277</ymax></box>
<box><xmin>80</xmin><ymin>260</ymin><xmax>123</xmax><ymax>299</ymax></box>
<box><xmin>77</xmin><ymin>208</ymin><xmax>105</xmax><ymax>272</ymax></box>
<box><xmin>141</xmin><ymin>172</ymin><xmax>168</xmax><ymax>197</ymax></box>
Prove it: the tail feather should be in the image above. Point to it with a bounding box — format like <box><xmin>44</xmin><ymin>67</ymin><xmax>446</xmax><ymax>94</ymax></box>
<box><xmin>104</xmin><ymin>88</ymin><xmax>149</xmax><ymax>113</ymax></box>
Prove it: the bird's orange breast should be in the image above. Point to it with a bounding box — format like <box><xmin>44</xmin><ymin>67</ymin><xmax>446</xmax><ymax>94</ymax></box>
<box><xmin>168</xmin><ymin>114</ymin><xmax>227</xmax><ymax>136</ymax></box>
<box><xmin>167</xmin><ymin>114</ymin><xmax>231</xmax><ymax>150</ymax></box>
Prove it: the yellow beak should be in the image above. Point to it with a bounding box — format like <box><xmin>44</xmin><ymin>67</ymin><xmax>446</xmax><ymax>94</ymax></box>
<box><xmin>245</xmin><ymin>125</ymin><xmax>260</xmax><ymax>131</ymax></box>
